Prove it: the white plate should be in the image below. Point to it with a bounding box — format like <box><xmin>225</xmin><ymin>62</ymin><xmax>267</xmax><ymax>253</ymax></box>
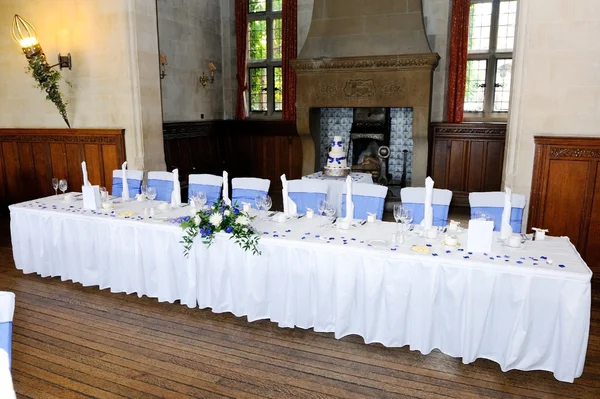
<box><xmin>367</xmin><ymin>239</ymin><xmax>388</xmax><ymax>247</ymax></box>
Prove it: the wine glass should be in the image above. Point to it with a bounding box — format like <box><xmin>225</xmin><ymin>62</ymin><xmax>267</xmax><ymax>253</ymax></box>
<box><xmin>393</xmin><ymin>204</ymin><xmax>403</xmax><ymax>232</ymax></box>
<box><xmin>140</xmin><ymin>184</ymin><xmax>147</xmax><ymax>199</ymax></box>
<box><xmin>262</xmin><ymin>195</ymin><xmax>272</xmax><ymax>219</ymax></box>
<box><xmin>324</xmin><ymin>203</ymin><xmax>336</xmax><ymax>226</ymax></box>
<box><xmin>196</xmin><ymin>191</ymin><xmax>207</xmax><ymax>209</ymax></box>
<box><xmin>146</xmin><ymin>186</ymin><xmax>157</xmax><ymax>206</ymax></box>
<box><xmin>318</xmin><ymin>199</ymin><xmax>327</xmax><ymax>216</ymax></box>
<box><xmin>58</xmin><ymin>179</ymin><xmax>68</xmax><ymax>195</ymax></box>
<box><xmin>402</xmin><ymin>208</ymin><xmax>414</xmax><ymax>233</ymax></box>
<box><xmin>52</xmin><ymin>177</ymin><xmax>59</xmax><ymax>196</ymax></box>
<box><xmin>255</xmin><ymin>195</ymin><xmax>264</xmax><ymax>219</ymax></box>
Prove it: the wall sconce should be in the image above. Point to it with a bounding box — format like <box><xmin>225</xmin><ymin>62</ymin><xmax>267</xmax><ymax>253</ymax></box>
<box><xmin>159</xmin><ymin>53</ymin><xmax>167</xmax><ymax>79</ymax></box>
<box><xmin>199</xmin><ymin>62</ymin><xmax>217</xmax><ymax>88</ymax></box>
<box><xmin>11</xmin><ymin>14</ymin><xmax>72</xmax><ymax>70</ymax></box>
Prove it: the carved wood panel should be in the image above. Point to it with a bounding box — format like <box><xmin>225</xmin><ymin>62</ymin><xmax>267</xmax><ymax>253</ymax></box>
<box><xmin>529</xmin><ymin>136</ymin><xmax>600</xmax><ymax>278</ymax></box>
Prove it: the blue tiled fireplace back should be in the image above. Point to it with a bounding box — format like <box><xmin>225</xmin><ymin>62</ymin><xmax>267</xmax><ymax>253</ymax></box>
<box><xmin>319</xmin><ymin>108</ymin><xmax>413</xmax><ymax>181</ymax></box>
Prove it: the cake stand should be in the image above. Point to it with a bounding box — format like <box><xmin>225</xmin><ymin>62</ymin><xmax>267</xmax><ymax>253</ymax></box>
<box><xmin>323</xmin><ymin>166</ymin><xmax>351</xmax><ymax>177</ymax></box>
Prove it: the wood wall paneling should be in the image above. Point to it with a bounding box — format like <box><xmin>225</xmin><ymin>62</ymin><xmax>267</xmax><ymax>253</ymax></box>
<box><xmin>529</xmin><ymin>136</ymin><xmax>600</xmax><ymax>277</ymax></box>
<box><xmin>163</xmin><ymin>120</ymin><xmax>303</xmax><ymax>201</ymax></box>
<box><xmin>429</xmin><ymin>123</ymin><xmax>507</xmax><ymax>206</ymax></box>
<box><xmin>0</xmin><ymin>129</ymin><xmax>126</xmax><ymax>207</ymax></box>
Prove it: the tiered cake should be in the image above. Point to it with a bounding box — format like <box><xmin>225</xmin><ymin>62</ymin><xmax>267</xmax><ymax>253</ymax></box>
<box><xmin>323</xmin><ymin>136</ymin><xmax>351</xmax><ymax>177</ymax></box>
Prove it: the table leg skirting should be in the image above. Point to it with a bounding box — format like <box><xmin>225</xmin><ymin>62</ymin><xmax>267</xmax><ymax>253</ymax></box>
<box><xmin>9</xmin><ymin>203</ymin><xmax>591</xmax><ymax>382</ymax></box>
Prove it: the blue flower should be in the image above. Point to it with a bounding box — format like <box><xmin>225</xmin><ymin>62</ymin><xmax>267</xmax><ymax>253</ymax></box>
<box><xmin>183</xmin><ymin>216</ymin><xmax>191</xmax><ymax>222</ymax></box>
<box><xmin>225</xmin><ymin>226</ymin><xmax>233</xmax><ymax>233</ymax></box>
<box><xmin>233</xmin><ymin>208</ymin><xmax>240</xmax><ymax>215</ymax></box>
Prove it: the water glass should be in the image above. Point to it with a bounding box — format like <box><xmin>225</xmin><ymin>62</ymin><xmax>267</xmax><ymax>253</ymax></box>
<box><xmin>263</xmin><ymin>195</ymin><xmax>272</xmax><ymax>215</ymax></box>
<box><xmin>196</xmin><ymin>191</ymin><xmax>207</xmax><ymax>209</ymax></box>
<box><xmin>52</xmin><ymin>177</ymin><xmax>59</xmax><ymax>196</ymax></box>
<box><xmin>255</xmin><ymin>195</ymin><xmax>265</xmax><ymax>219</ymax></box>
<box><xmin>317</xmin><ymin>200</ymin><xmax>327</xmax><ymax>216</ymax></box>
<box><xmin>401</xmin><ymin>208</ymin><xmax>414</xmax><ymax>233</ymax></box>
<box><xmin>324</xmin><ymin>203</ymin><xmax>336</xmax><ymax>225</ymax></box>
<box><xmin>146</xmin><ymin>186</ymin><xmax>157</xmax><ymax>205</ymax></box>
<box><xmin>99</xmin><ymin>187</ymin><xmax>109</xmax><ymax>203</ymax></box>
<box><xmin>141</xmin><ymin>185</ymin><xmax>147</xmax><ymax>199</ymax></box>
<box><xmin>393</xmin><ymin>204</ymin><xmax>403</xmax><ymax>231</ymax></box>
<box><xmin>58</xmin><ymin>179</ymin><xmax>68</xmax><ymax>195</ymax></box>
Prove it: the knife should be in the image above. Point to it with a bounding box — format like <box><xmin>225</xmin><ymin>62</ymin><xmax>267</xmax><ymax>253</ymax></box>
<box><xmin>331</xmin><ymin>217</ymin><xmax>337</xmax><ymax>226</ymax></box>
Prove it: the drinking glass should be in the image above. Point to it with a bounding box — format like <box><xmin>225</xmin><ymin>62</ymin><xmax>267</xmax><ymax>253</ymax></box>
<box><xmin>318</xmin><ymin>200</ymin><xmax>327</xmax><ymax>216</ymax></box>
<box><xmin>58</xmin><ymin>179</ymin><xmax>68</xmax><ymax>195</ymax></box>
<box><xmin>196</xmin><ymin>191</ymin><xmax>207</xmax><ymax>209</ymax></box>
<box><xmin>402</xmin><ymin>208</ymin><xmax>414</xmax><ymax>233</ymax></box>
<box><xmin>52</xmin><ymin>177</ymin><xmax>59</xmax><ymax>196</ymax></box>
<box><xmin>255</xmin><ymin>195</ymin><xmax>264</xmax><ymax>219</ymax></box>
<box><xmin>141</xmin><ymin>184</ymin><xmax>147</xmax><ymax>199</ymax></box>
<box><xmin>146</xmin><ymin>186</ymin><xmax>157</xmax><ymax>206</ymax></box>
<box><xmin>262</xmin><ymin>195</ymin><xmax>272</xmax><ymax>217</ymax></box>
<box><xmin>324</xmin><ymin>203</ymin><xmax>336</xmax><ymax>226</ymax></box>
<box><xmin>393</xmin><ymin>204</ymin><xmax>403</xmax><ymax>232</ymax></box>
<box><xmin>99</xmin><ymin>187</ymin><xmax>109</xmax><ymax>203</ymax></box>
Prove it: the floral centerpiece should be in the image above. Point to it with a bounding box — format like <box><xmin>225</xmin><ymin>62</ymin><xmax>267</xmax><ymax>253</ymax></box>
<box><xmin>179</xmin><ymin>200</ymin><xmax>260</xmax><ymax>257</ymax></box>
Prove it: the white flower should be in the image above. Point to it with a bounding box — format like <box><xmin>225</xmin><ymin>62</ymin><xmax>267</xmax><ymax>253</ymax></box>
<box><xmin>236</xmin><ymin>215</ymin><xmax>249</xmax><ymax>226</ymax></box>
<box><xmin>194</xmin><ymin>215</ymin><xmax>201</xmax><ymax>225</ymax></box>
<box><xmin>209</xmin><ymin>213</ymin><xmax>223</xmax><ymax>227</ymax></box>
<box><xmin>224</xmin><ymin>209</ymin><xmax>231</xmax><ymax>217</ymax></box>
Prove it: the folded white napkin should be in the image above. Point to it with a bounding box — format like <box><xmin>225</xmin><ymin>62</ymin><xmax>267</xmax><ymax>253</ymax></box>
<box><xmin>121</xmin><ymin>161</ymin><xmax>130</xmax><ymax>201</ymax></box>
<box><xmin>281</xmin><ymin>174</ymin><xmax>290</xmax><ymax>216</ymax></box>
<box><xmin>500</xmin><ymin>186</ymin><xmax>513</xmax><ymax>240</ymax></box>
<box><xmin>171</xmin><ymin>168</ymin><xmax>182</xmax><ymax>207</ymax></box>
<box><xmin>345</xmin><ymin>175</ymin><xmax>354</xmax><ymax>222</ymax></box>
<box><xmin>81</xmin><ymin>161</ymin><xmax>91</xmax><ymax>187</ymax></box>
<box><xmin>223</xmin><ymin>171</ymin><xmax>231</xmax><ymax>206</ymax></box>
<box><xmin>423</xmin><ymin>176</ymin><xmax>434</xmax><ymax>230</ymax></box>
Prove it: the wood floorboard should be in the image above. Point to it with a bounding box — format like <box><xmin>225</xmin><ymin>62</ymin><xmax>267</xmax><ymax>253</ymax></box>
<box><xmin>0</xmin><ymin>217</ymin><xmax>599</xmax><ymax>398</ymax></box>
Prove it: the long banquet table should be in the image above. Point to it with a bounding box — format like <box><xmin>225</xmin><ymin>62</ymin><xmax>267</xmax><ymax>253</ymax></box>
<box><xmin>10</xmin><ymin>194</ymin><xmax>592</xmax><ymax>382</ymax></box>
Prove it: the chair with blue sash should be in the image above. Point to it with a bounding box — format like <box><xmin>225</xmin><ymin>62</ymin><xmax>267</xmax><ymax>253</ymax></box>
<box><xmin>341</xmin><ymin>183</ymin><xmax>388</xmax><ymax>220</ymax></box>
<box><xmin>232</xmin><ymin>177</ymin><xmax>270</xmax><ymax>209</ymax></box>
<box><xmin>0</xmin><ymin>291</ymin><xmax>15</xmax><ymax>368</ymax></box>
<box><xmin>400</xmin><ymin>187</ymin><xmax>453</xmax><ymax>227</ymax></box>
<box><xmin>469</xmin><ymin>192</ymin><xmax>527</xmax><ymax>232</ymax></box>
<box><xmin>147</xmin><ymin>171</ymin><xmax>175</xmax><ymax>202</ymax></box>
<box><xmin>286</xmin><ymin>179</ymin><xmax>329</xmax><ymax>214</ymax></box>
<box><xmin>111</xmin><ymin>169</ymin><xmax>144</xmax><ymax>198</ymax></box>
<box><xmin>188</xmin><ymin>174</ymin><xmax>223</xmax><ymax>206</ymax></box>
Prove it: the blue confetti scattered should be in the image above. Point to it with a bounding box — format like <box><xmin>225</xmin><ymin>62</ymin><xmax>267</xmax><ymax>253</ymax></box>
<box><xmin>315</xmin><ymin>234</ymin><xmax>320</xmax><ymax>238</ymax></box>
<box><xmin>344</xmin><ymin>242</ymin><xmax>348</xmax><ymax>245</ymax></box>
<box><xmin>520</xmin><ymin>257</ymin><xmax>525</xmax><ymax>260</ymax></box>
<box><xmin>533</xmin><ymin>263</ymin><xmax>538</xmax><ymax>265</ymax></box>
<box><xmin>305</xmin><ymin>232</ymin><xmax>310</xmax><ymax>235</ymax></box>
<box><xmin>559</xmin><ymin>264</ymin><xmax>565</xmax><ymax>268</ymax></box>
<box><xmin>432</xmin><ymin>253</ymin><xmax>438</xmax><ymax>256</ymax></box>
<box><xmin>368</xmin><ymin>244</ymin><xmax>372</xmax><ymax>247</ymax></box>
<box><xmin>360</xmin><ymin>241</ymin><xmax>364</xmax><ymax>243</ymax></box>
<box><xmin>496</xmin><ymin>255</ymin><xmax>501</xmax><ymax>258</ymax></box>
<box><xmin>504</xmin><ymin>255</ymin><xmax>510</xmax><ymax>258</ymax></box>
<box><xmin>263</xmin><ymin>232</ymin><xmax>269</xmax><ymax>235</ymax></box>
<box><xmin>329</xmin><ymin>237</ymin><xmax>335</xmax><ymax>240</ymax></box>
<box><xmin>505</xmin><ymin>259</ymin><xmax>509</xmax><ymax>262</ymax></box>
<box><xmin>540</xmin><ymin>256</ymin><xmax>547</xmax><ymax>260</ymax></box>
<box><xmin>426</xmin><ymin>244</ymin><xmax>432</xmax><ymax>247</ymax></box>
<box><xmin>391</xmin><ymin>248</ymin><xmax>396</xmax><ymax>251</ymax></box>
<box><xmin>489</xmin><ymin>257</ymin><xmax>494</xmax><ymax>260</ymax></box>
<box><xmin>273</xmin><ymin>234</ymin><xmax>279</xmax><ymax>237</ymax></box>
<box><xmin>282</xmin><ymin>235</ymin><xmax>286</xmax><ymax>237</ymax></box>
<box><xmin>463</xmin><ymin>256</ymin><xmax>469</xmax><ymax>259</ymax></box>
<box><xmin>533</xmin><ymin>258</ymin><xmax>538</xmax><ymax>261</ymax></box>
<box><xmin>484</xmin><ymin>253</ymin><xmax>488</xmax><ymax>256</ymax></box>
<box><xmin>351</xmin><ymin>238</ymin><xmax>356</xmax><ymax>241</ymax></box>
<box><xmin>458</xmin><ymin>248</ymin><xmax>464</xmax><ymax>252</ymax></box>
<box><xmin>446</xmin><ymin>250</ymin><xmax>451</xmax><ymax>254</ymax></box>
<box><xmin>517</xmin><ymin>261</ymin><xmax>523</xmax><ymax>264</ymax></box>
<box><xmin>285</xmin><ymin>229</ymin><xmax>291</xmax><ymax>233</ymax></box>
<box><xmin>301</xmin><ymin>237</ymin><xmax>306</xmax><ymax>240</ymax></box>
<box><xmin>468</xmin><ymin>252</ymin><xmax>473</xmax><ymax>255</ymax></box>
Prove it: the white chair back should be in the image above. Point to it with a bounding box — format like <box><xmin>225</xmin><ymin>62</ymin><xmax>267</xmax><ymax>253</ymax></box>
<box><xmin>401</xmin><ymin>187</ymin><xmax>453</xmax><ymax>226</ymax></box>
<box><xmin>469</xmin><ymin>192</ymin><xmax>527</xmax><ymax>233</ymax></box>
<box><xmin>188</xmin><ymin>174</ymin><xmax>223</xmax><ymax>205</ymax></box>
<box><xmin>147</xmin><ymin>171</ymin><xmax>174</xmax><ymax>202</ymax></box>
<box><xmin>342</xmin><ymin>183</ymin><xmax>388</xmax><ymax>220</ymax></box>
<box><xmin>286</xmin><ymin>179</ymin><xmax>329</xmax><ymax>214</ymax></box>
<box><xmin>232</xmin><ymin>178</ymin><xmax>270</xmax><ymax>209</ymax></box>
<box><xmin>0</xmin><ymin>291</ymin><xmax>15</xmax><ymax>369</ymax></box>
<box><xmin>111</xmin><ymin>169</ymin><xmax>144</xmax><ymax>198</ymax></box>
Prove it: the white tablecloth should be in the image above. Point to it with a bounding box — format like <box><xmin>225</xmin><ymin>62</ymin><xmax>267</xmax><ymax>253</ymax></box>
<box><xmin>302</xmin><ymin>172</ymin><xmax>373</xmax><ymax>216</ymax></box>
<box><xmin>9</xmin><ymin>195</ymin><xmax>592</xmax><ymax>382</ymax></box>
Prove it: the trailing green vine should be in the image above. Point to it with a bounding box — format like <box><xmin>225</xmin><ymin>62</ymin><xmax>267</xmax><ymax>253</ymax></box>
<box><xmin>26</xmin><ymin>53</ymin><xmax>70</xmax><ymax>128</ymax></box>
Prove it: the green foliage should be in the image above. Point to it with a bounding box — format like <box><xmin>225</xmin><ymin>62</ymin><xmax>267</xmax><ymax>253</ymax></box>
<box><xmin>26</xmin><ymin>53</ymin><xmax>70</xmax><ymax>128</ymax></box>
<box><xmin>179</xmin><ymin>200</ymin><xmax>261</xmax><ymax>257</ymax></box>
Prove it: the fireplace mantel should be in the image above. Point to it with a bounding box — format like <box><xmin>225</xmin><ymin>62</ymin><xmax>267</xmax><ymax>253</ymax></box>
<box><xmin>291</xmin><ymin>53</ymin><xmax>439</xmax><ymax>184</ymax></box>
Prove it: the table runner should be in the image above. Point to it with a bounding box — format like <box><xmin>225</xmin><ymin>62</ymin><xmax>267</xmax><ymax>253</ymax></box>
<box><xmin>9</xmin><ymin>195</ymin><xmax>592</xmax><ymax>382</ymax></box>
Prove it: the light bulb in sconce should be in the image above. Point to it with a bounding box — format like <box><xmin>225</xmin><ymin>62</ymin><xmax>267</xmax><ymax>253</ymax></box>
<box><xmin>199</xmin><ymin>62</ymin><xmax>217</xmax><ymax>88</ymax></box>
<box><xmin>159</xmin><ymin>53</ymin><xmax>167</xmax><ymax>79</ymax></box>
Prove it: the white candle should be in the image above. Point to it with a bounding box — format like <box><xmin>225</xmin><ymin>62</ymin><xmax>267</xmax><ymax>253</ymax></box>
<box><xmin>243</xmin><ymin>203</ymin><xmax>251</xmax><ymax>213</ymax></box>
<box><xmin>306</xmin><ymin>208</ymin><xmax>314</xmax><ymax>219</ymax></box>
<box><xmin>367</xmin><ymin>213</ymin><xmax>376</xmax><ymax>223</ymax></box>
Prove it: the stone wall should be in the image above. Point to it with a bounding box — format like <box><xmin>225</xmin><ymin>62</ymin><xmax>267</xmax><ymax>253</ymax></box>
<box><xmin>157</xmin><ymin>0</ymin><xmax>223</xmax><ymax>121</ymax></box>
<box><xmin>504</xmin><ymin>0</ymin><xmax>600</xmax><ymax>222</ymax></box>
<box><xmin>0</xmin><ymin>0</ymin><xmax>165</xmax><ymax>170</ymax></box>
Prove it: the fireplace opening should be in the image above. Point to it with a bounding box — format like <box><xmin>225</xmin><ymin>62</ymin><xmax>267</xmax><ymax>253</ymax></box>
<box><xmin>313</xmin><ymin>107</ymin><xmax>414</xmax><ymax>189</ymax></box>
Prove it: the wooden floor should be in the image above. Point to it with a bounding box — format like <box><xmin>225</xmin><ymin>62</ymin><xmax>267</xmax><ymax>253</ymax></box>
<box><xmin>1</xmin><ymin>219</ymin><xmax>599</xmax><ymax>398</ymax></box>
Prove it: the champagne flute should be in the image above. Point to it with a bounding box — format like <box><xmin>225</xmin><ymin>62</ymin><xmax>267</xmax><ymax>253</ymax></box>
<box><xmin>255</xmin><ymin>195</ymin><xmax>264</xmax><ymax>219</ymax></box>
<box><xmin>393</xmin><ymin>204</ymin><xmax>403</xmax><ymax>232</ymax></box>
<box><xmin>58</xmin><ymin>179</ymin><xmax>68</xmax><ymax>195</ymax></box>
<box><xmin>52</xmin><ymin>177</ymin><xmax>59</xmax><ymax>196</ymax></box>
<box><xmin>196</xmin><ymin>191</ymin><xmax>207</xmax><ymax>209</ymax></box>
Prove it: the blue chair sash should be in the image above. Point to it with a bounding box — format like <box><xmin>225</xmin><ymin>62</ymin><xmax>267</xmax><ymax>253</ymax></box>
<box><xmin>112</xmin><ymin>177</ymin><xmax>142</xmax><ymax>198</ymax></box>
<box><xmin>402</xmin><ymin>202</ymin><xmax>450</xmax><ymax>227</ymax></box>
<box><xmin>147</xmin><ymin>179</ymin><xmax>174</xmax><ymax>202</ymax></box>
<box><xmin>470</xmin><ymin>206</ymin><xmax>524</xmax><ymax>233</ymax></box>
<box><xmin>232</xmin><ymin>188</ymin><xmax>268</xmax><ymax>209</ymax></box>
<box><xmin>288</xmin><ymin>192</ymin><xmax>327</xmax><ymax>214</ymax></box>
<box><xmin>0</xmin><ymin>321</ymin><xmax>12</xmax><ymax>367</ymax></box>
<box><xmin>341</xmin><ymin>194</ymin><xmax>385</xmax><ymax>220</ymax></box>
<box><xmin>189</xmin><ymin>184</ymin><xmax>222</xmax><ymax>206</ymax></box>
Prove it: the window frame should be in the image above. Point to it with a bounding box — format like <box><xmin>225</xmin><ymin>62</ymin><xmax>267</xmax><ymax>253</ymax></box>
<box><xmin>247</xmin><ymin>0</ymin><xmax>283</xmax><ymax>118</ymax></box>
<box><xmin>464</xmin><ymin>0</ymin><xmax>516</xmax><ymax>121</ymax></box>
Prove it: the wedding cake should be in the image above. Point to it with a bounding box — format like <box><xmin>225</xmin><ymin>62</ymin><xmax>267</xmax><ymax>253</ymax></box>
<box><xmin>323</xmin><ymin>136</ymin><xmax>351</xmax><ymax>177</ymax></box>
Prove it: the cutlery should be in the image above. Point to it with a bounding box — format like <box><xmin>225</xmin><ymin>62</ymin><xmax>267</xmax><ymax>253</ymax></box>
<box><xmin>331</xmin><ymin>217</ymin><xmax>337</xmax><ymax>226</ymax></box>
<box><xmin>360</xmin><ymin>220</ymin><xmax>367</xmax><ymax>225</ymax></box>
<box><xmin>297</xmin><ymin>214</ymin><xmax>305</xmax><ymax>219</ymax></box>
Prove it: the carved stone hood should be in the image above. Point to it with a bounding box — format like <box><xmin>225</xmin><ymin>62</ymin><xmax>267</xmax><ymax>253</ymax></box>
<box><xmin>291</xmin><ymin>0</ymin><xmax>439</xmax><ymax>185</ymax></box>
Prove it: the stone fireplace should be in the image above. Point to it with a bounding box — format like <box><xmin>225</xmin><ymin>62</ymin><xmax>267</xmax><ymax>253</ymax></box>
<box><xmin>291</xmin><ymin>0</ymin><xmax>439</xmax><ymax>186</ymax></box>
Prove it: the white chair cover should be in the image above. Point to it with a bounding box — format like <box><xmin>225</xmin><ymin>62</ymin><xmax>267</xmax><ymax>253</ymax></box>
<box><xmin>188</xmin><ymin>174</ymin><xmax>223</xmax><ymax>206</ymax></box>
<box><xmin>341</xmin><ymin>183</ymin><xmax>388</xmax><ymax>220</ymax></box>
<box><xmin>0</xmin><ymin>291</ymin><xmax>15</xmax><ymax>370</ymax></box>
<box><xmin>232</xmin><ymin>178</ymin><xmax>270</xmax><ymax>209</ymax></box>
<box><xmin>469</xmin><ymin>192</ymin><xmax>527</xmax><ymax>233</ymax></box>
<box><xmin>147</xmin><ymin>171</ymin><xmax>174</xmax><ymax>202</ymax></box>
<box><xmin>401</xmin><ymin>187</ymin><xmax>453</xmax><ymax>227</ymax></box>
<box><xmin>112</xmin><ymin>169</ymin><xmax>144</xmax><ymax>198</ymax></box>
<box><xmin>286</xmin><ymin>179</ymin><xmax>329</xmax><ymax>215</ymax></box>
